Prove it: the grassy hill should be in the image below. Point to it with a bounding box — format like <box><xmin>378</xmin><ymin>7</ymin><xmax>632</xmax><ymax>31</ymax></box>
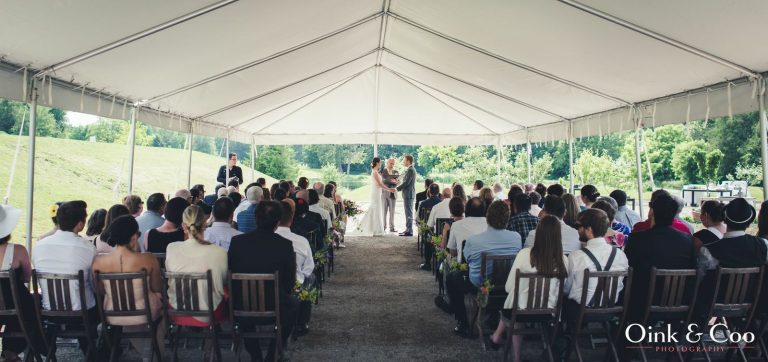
<box><xmin>0</xmin><ymin>133</ymin><xmax>277</xmax><ymax>245</ymax></box>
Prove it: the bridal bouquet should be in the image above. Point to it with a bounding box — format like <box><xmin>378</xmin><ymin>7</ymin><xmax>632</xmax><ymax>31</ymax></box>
<box><xmin>476</xmin><ymin>279</ymin><xmax>495</xmax><ymax>307</ymax></box>
<box><xmin>294</xmin><ymin>281</ymin><xmax>318</xmax><ymax>303</ymax></box>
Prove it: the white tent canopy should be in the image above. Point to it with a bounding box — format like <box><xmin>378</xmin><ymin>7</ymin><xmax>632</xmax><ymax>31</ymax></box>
<box><xmin>1</xmin><ymin>0</ymin><xmax>767</xmax><ymax>145</ymax></box>
<box><xmin>3</xmin><ymin>0</ymin><xmax>768</xmax><ymax>248</ymax></box>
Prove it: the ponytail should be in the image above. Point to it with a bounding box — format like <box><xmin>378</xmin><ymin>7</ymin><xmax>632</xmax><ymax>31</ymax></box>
<box><xmin>182</xmin><ymin>205</ymin><xmax>210</xmax><ymax>245</ymax></box>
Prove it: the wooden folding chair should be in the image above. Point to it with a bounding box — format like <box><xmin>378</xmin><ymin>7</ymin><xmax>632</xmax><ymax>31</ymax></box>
<box><xmin>152</xmin><ymin>253</ymin><xmax>166</xmax><ymax>271</ymax></box>
<box><xmin>417</xmin><ymin>207</ymin><xmax>431</xmax><ymax>255</ymax></box>
<box><xmin>304</xmin><ymin>230</ymin><xmax>324</xmax><ymax>304</ymax></box>
<box><xmin>31</xmin><ymin>269</ymin><xmax>97</xmax><ymax>362</ymax></box>
<box><xmin>700</xmin><ymin>266</ymin><xmax>764</xmax><ymax>362</ymax></box>
<box><xmin>95</xmin><ymin>270</ymin><xmax>162</xmax><ymax>362</ymax></box>
<box><xmin>0</xmin><ymin>269</ymin><xmax>43</xmax><ymax>362</ymax></box>
<box><xmin>228</xmin><ymin>272</ymin><xmax>282</xmax><ymax>362</ymax></box>
<box><xmin>432</xmin><ymin>218</ymin><xmax>452</xmax><ymax>275</ymax></box>
<box><xmin>163</xmin><ymin>270</ymin><xmax>221</xmax><ymax>362</ymax></box>
<box><xmin>569</xmin><ymin>268</ymin><xmax>633</xmax><ymax>362</ymax></box>
<box><xmin>469</xmin><ymin>253</ymin><xmax>515</xmax><ymax>349</ymax></box>
<box><xmin>503</xmin><ymin>270</ymin><xmax>565</xmax><ymax>362</ymax></box>
<box><xmin>636</xmin><ymin>268</ymin><xmax>699</xmax><ymax>362</ymax></box>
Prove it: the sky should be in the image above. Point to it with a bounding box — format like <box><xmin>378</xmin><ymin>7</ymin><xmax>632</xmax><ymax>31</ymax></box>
<box><xmin>66</xmin><ymin>111</ymin><xmax>99</xmax><ymax>126</ymax></box>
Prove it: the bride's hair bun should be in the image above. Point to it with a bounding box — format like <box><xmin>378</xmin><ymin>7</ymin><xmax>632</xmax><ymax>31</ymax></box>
<box><xmin>371</xmin><ymin>157</ymin><xmax>381</xmax><ymax>168</ymax></box>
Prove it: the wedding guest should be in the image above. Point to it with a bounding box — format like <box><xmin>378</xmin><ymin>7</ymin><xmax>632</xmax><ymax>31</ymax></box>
<box><xmin>452</xmin><ymin>184</ymin><xmax>467</xmax><ymax>202</ymax></box>
<box><xmin>145</xmin><ymin>197</ymin><xmax>187</xmax><ymax>253</ymax></box>
<box><xmin>440</xmin><ymin>197</ymin><xmax>466</xmax><ymax>249</ymax></box>
<box><xmin>633</xmin><ymin>190</ymin><xmax>692</xmax><ymax>235</ymax></box>
<box><xmin>417</xmin><ymin>183</ymin><xmax>441</xmax><ymax>221</ymax></box>
<box><xmin>596</xmin><ymin>197</ymin><xmax>630</xmax><ymax>234</ymax></box>
<box><xmin>204</xmin><ymin>197</ymin><xmax>242</xmax><ymax>251</ymax></box>
<box><xmin>123</xmin><ymin>195</ymin><xmax>144</xmax><ymax>218</ymax></box>
<box><xmin>296</xmin><ymin>191</ymin><xmax>327</xmax><ymax>249</ymax></box>
<box><xmin>438</xmin><ymin>200</ymin><xmax>521</xmax><ymax>338</ymax></box>
<box><xmin>610</xmin><ymin>189</ymin><xmax>641</xmax><ymax>228</ymax></box>
<box><xmin>38</xmin><ymin>202</ymin><xmax>63</xmax><ymax>241</ymax></box>
<box><xmin>673</xmin><ymin>195</ymin><xmax>696</xmax><ymax>234</ymax></box>
<box><xmin>308</xmin><ymin>189</ymin><xmax>332</xmax><ymax>231</ymax></box>
<box><xmin>507</xmin><ymin>193</ymin><xmax>539</xmax><ymax>242</ymax></box>
<box><xmin>261</xmin><ymin>187</ymin><xmax>272</xmax><ymax>201</ymax></box>
<box><xmin>535</xmin><ymin>183</ymin><xmax>547</xmax><ymax>207</ymax></box>
<box><xmin>0</xmin><ymin>205</ymin><xmax>45</xmax><ymax>361</ymax></box>
<box><xmin>415</xmin><ymin>179</ymin><xmax>434</xmax><ymax>210</ymax></box>
<box><xmin>328</xmin><ymin>181</ymin><xmax>345</xmax><ymax>214</ymax></box>
<box><xmin>447</xmin><ymin>197</ymin><xmax>488</xmax><ymax>263</ymax></box>
<box><xmin>546</xmin><ymin>183</ymin><xmax>565</xmax><ymax>197</ymax></box>
<box><xmin>529</xmin><ymin>192</ymin><xmax>542</xmax><ymax>217</ymax></box>
<box><xmin>472</xmin><ymin>180</ymin><xmax>484</xmax><ymax>197</ymax></box>
<box><xmin>166</xmin><ymin>205</ymin><xmax>228</xmax><ymax>330</ymax></box>
<box><xmin>579</xmin><ymin>185</ymin><xmax>599</xmax><ymax>211</ymax></box>
<box><xmin>313</xmin><ymin>182</ymin><xmax>336</xmax><ymax>220</ymax></box>
<box><xmin>525</xmin><ymin>195</ymin><xmax>581</xmax><ymax>254</ymax></box>
<box><xmin>91</xmin><ymin>215</ymin><xmax>164</xmax><ymax>359</ymax></box>
<box><xmin>427</xmin><ymin>188</ymin><xmax>453</xmax><ymax>228</ymax></box>
<box><xmin>175</xmin><ymin>189</ymin><xmax>192</xmax><ymax>203</ymax></box>
<box><xmin>32</xmin><ymin>201</ymin><xmax>99</xmax><ymax>356</ymax></box>
<box><xmin>561</xmin><ymin>194</ymin><xmax>580</xmax><ymax>229</ymax></box>
<box><xmin>692</xmin><ymin>200</ymin><xmax>725</xmax><ymax>250</ymax></box>
<box><xmin>85</xmin><ymin>208</ymin><xmax>107</xmax><ymax>246</ymax></box>
<box><xmin>203</xmin><ymin>184</ymin><xmax>224</xmax><ymax>206</ymax></box>
<box><xmin>479</xmin><ymin>187</ymin><xmax>495</xmax><ymax>209</ymax></box>
<box><xmin>507</xmin><ymin>185</ymin><xmax>524</xmax><ymax>203</ymax></box>
<box><xmin>292</xmin><ymin>198</ymin><xmax>324</xmax><ymax>252</ymax></box>
<box><xmin>256</xmin><ymin>177</ymin><xmax>266</xmax><ymax>187</ymax></box>
<box><xmin>273</xmin><ymin>188</ymin><xmax>287</xmax><ymax>202</ymax></box>
<box><xmin>297</xmin><ymin>177</ymin><xmax>310</xmax><ymax>191</ymax></box>
<box><xmin>228</xmin><ymin>201</ymin><xmax>297</xmax><ymax>361</ymax></box>
<box><xmin>489</xmin><ymin>215</ymin><xmax>568</xmax><ymax>360</ymax></box>
<box><xmin>136</xmin><ymin>193</ymin><xmax>166</xmax><ymax>252</ymax></box>
<box><xmin>493</xmin><ymin>183</ymin><xmax>505</xmax><ymax>201</ymax></box>
<box><xmin>97</xmin><ymin>204</ymin><xmax>130</xmax><ymax>254</ymax></box>
<box><xmin>236</xmin><ymin>186</ymin><xmax>263</xmax><ymax>233</ymax></box>
<box><xmin>591</xmin><ymin>200</ymin><xmax>627</xmax><ymax>247</ymax></box>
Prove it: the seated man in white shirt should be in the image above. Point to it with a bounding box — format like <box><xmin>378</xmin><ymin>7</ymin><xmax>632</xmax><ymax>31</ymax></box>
<box><xmin>524</xmin><ymin>195</ymin><xmax>581</xmax><ymax>254</ymax></box>
<box><xmin>31</xmin><ymin>200</ymin><xmax>99</xmax><ymax>356</ymax></box>
<box><xmin>427</xmin><ymin>188</ymin><xmax>453</xmax><ymax>228</ymax></box>
<box><xmin>492</xmin><ymin>183</ymin><xmax>505</xmax><ymax>201</ymax></box>
<box><xmin>313</xmin><ymin>182</ymin><xmax>336</xmax><ymax>220</ymax></box>
<box><xmin>275</xmin><ymin>199</ymin><xmax>316</xmax><ymax>336</ymax></box>
<box><xmin>447</xmin><ymin>198</ymin><xmax>488</xmax><ymax>263</ymax></box>
<box><xmin>204</xmin><ymin>197</ymin><xmax>243</xmax><ymax>251</ymax></box>
<box><xmin>561</xmin><ymin>208</ymin><xmax>629</xmax><ymax>357</ymax></box>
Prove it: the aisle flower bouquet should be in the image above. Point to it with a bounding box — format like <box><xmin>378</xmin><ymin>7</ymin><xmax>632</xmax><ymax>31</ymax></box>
<box><xmin>314</xmin><ymin>250</ymin><xmax>327</xmax><ymax>266</ymax></box>
<box><xmin>343</xmin><ymin>200</ymin><xmax>362</xmax><ymax>219</ymax></box>
<box><xmin>476</xmin><ymin>279</ymin><xmax>494</xmax><ymax>307</ymax></box>
<box><xmin>449</xmin><ymin>260</ymin><xmax>468</xmax><ymax>272</ymax></box>
<box><xmin>294</xmin><ymin>281</ymin><xmax>318</xmax><ymax>303</ymax></box>
<box><xmin>417</xmin><ymin>219</ymin><xmax>430</xmax><ymax>236</ymax></box>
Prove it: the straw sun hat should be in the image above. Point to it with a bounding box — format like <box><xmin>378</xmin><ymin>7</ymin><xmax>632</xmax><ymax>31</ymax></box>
<box><xmin>0</xmin><ymin>205</ymin><xmax>22</xmax><ymax>239</ymax></box>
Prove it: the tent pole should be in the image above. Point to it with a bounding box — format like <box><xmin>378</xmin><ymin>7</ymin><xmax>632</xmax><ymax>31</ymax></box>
<box><xmin>373</xmin><ymin>134</ymin><xmax>379</xmax><ymax>157</ymax></box>
<box><xmin>225</xmin><ymin>128</ymin><xmax>230</xmax><ymax>184</ymax></box>
<box><xmin>633</xmin><ymin>108</ymin><xmax>645</xmax><ymax>218</ymax></box>
<box><xmin>25</xmin><ymin>79</ymin><xmax>38</xmax><ymax>252</ymax></box>
<box><xmin>641</xmin><ymin>128</ymin><xmax>656</xmax><ymax>190</ymax></box>
<box><xmin>186</xmin><ymin>122</ymin><xmax>194</xmax><ymax>189</ymax></box>
<box><xmin>127</xmin><ymin>106</ymin><xmax>137</xmax><ymax>195</ymax></box>
<box><xmin>526</xmin><ymin>129</ymin><xmax>532</xmax><ymax>183</ymax></box>
<box><xmin>759</xmin><ymin>77</ymin><xmax>768</xmax><ymax>199</ymax></box>
<box><xmin>496</xmin><ymin>136</ymin><xmax>502</xmax><ymax>183</ymax></box>
<box><xmin>250</xmin><ymin>135</ymin><xmax>256</xmax><ymax>184</ymax></box>
<box><xmin>568</xmin><ymin>121</ymin><xmax>574</xmax><ymax>193</ymax></box>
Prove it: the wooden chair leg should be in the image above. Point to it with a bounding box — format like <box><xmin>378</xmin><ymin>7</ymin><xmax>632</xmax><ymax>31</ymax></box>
<box><xmin>212</xmin><ymin>327</ymin><xmax>222</xmax><ymax>362</ymax></box>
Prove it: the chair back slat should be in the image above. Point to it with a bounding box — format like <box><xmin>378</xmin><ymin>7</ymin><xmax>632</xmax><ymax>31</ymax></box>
<box><xmin>512</xmin><ymin>270</ymin><xmax>564</xmax><ymax>316</ymax></box>
<box><xmin>95</xmin><ymin>271</ymin><xmax>152</xmax><ymax>321</ymax></box>
<box><xmin>153</xmin><ymin>253</ymin><xmax>166</xmax><ymax>271</ymax></box>
<box><xmin>434</xmin><ymin>218</ymin><xmax>451</xmax><ymax>235</ymax></box>
<box><xmin>479</xmin><ymin>253</ymin><xmax>516</xmax><ymax>288</ymax></box>
<box><xmin>164</xmin><ymin>271</ymin><xmax>212</xmax><ymax>319</ymax></box>
<box><xmin>334</xmin><ymin>203</ymin><xmax>342</xmax><ymax>218</ymax></box>
<box><xmin>0</xmin><ymin>270</ymin><xmax>18</xmax><ymax>314</ymax></box>
<box><xmin>228</xmin><ymin>272</ymin><xmax>279</xmax><ymax>319</ymax></box>
<box><xmin>32</xmin><ymin>270</ymin><xmax>88</xmax><ymax>318</ymax></box>
<box><xmin>419</xmin><ymin>208</ymin><xmax>431</xmax><ymax>222</ymax></box>
<box><xmin>580</xmin><ymin>269</ymin><xmax>631</xmax><ymax>310</ymax></box>
<box><xmin>708</xmin><ymin>266</ymin><xmax>764</xmax><ymax>320</ymax></box>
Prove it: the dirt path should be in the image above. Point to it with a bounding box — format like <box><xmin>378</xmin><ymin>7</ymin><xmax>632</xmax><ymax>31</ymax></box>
<box><xmin>289</xmin><ymin>235</ymin><xmax>500</xmax><ymax>361</ymax></box>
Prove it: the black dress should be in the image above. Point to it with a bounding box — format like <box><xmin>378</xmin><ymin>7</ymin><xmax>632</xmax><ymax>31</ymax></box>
<box><xmin>146</xmin><ymin>228</ymin><xmax>185</xmax><ymax>253</ymax></box>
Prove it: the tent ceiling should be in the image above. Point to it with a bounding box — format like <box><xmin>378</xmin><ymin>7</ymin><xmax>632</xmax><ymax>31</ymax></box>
<box><xmin>1</xmin><ymin>0</ymin><xmax>766</xmax><ymax>145</ymax></box>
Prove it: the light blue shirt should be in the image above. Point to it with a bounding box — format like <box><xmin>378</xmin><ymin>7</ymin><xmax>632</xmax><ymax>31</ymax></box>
<box><xmin>464</xmin><ymin>227</ymin><xmax>522</xmax><ymax>287</ymax></box>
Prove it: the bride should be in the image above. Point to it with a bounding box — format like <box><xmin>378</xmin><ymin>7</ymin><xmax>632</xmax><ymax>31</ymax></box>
<box><xmin>358</xmin><ymin>157</ymin><xmax>396</xmax><ymax>236</ymax></box>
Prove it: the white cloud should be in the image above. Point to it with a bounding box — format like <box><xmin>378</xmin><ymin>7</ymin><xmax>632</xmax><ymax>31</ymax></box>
<box><xmin>66</xmin><ymin>111</ymin><xmax>98</xmax><ymax>126</ymax></box>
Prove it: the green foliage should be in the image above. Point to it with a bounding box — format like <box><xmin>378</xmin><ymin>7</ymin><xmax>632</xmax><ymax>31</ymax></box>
<box><xmin>417</xmin><ymin>145</ymin><xmax>461</xmax><ymax>174</ymax></box>
<box><xmin>729</xmin><ymin>163</ymin><xmax>763</xmax><ymax>187</ymax></box>
<box><xmin>574</xmin><ymin>149</ymin><xmax>633</xmax><ymax>189</ymax></box>
<box><xmin>503</xmin><ymin>151</ymin><xmax>552</xmax><ymax>185</ymax></box>
<box><xmin>320</xmin><ymin>163</ymin><xmax>341</xmax><ymax>182</ymax></box>
<box><xmin>0</xmin><ymin>100</ymin><xmax>65</xmax><ymax>138</ymax></box>
<box><xmin>693</xmin><ymin>149</ymin><xmax>723</xmax><ymax>185</ymax></box>
<box><xmin>254</xmin><ymin>145</ymin><xmax>299</xmax><ymax>180</ymax></box>
<box><xmin>637</xmin><ymin>125</ymin><xmax>690</xmax><ymax>182</ymax></box>
<box><xmin>671</xmin><ymin>140</ymin><xmax>707</xmax><ymax>183</ymax></box>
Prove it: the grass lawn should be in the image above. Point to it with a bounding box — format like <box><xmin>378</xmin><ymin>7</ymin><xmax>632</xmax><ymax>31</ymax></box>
<box><xmin>0</xmin><ymin>134</ymin><xmax>276</xmax><ymax>245</ymax></box>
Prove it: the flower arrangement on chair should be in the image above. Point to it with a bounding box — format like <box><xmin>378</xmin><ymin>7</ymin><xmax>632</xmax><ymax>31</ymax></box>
<box><xmin>342</xmin><ymin>200</ymin><xmax>361</xmax><ymax>219</ymax></box>
<box><xmin>476</xmin><ymin>279</ymin><xmax>494</xmax><ymax>308</ymax></box>
<box><xmin>449</xmin><ymin>260</ymin><xmax>468</xmax><ymax>273</ymax></box>
<box><xmin>313</xmin><ymin>250</ymin><xmax>327</xmax><ymax>266</ymax></box>
<box><xmin>294</xmin><ymin>281</ymin><xmax>318</xmax><ymax>304</ymax></box>
<box><xmin>417</xmin><ymin>219</ymin><xmax>430</xmax><ymax>236</ymax></box>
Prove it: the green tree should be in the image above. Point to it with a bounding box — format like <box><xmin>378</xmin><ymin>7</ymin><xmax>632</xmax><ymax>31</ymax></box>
<box><xmin>255</xmin><ymin>145</ymin><xmax>299</xmax><ymax>180</ymax></box>
<box><xmin>671</xmin><ymin>140</ymin><xmax>707</xmax><ymax>183</ymax></box>
<box><xmin>417</xmin><ymin>145</ymin><xmax>461</xmax><ymax>174</ymax></box>
<box><xmin>693</xmin><ymin>149</ymin><xmax>724</xmax><ymax>186</ymax></box>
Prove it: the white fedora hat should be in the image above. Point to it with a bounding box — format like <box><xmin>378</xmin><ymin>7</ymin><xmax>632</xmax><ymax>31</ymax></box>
<box><xmin>0</xmin><ymin>205</ymin><xmax>21</xmax><ymax>240</ymax></box>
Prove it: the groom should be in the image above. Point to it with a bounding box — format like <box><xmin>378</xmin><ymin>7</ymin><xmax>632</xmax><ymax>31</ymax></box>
<box><xmin>396</xmin><ymin>155</ymin><xmax>416</xmax><ymax>236</ymax></box>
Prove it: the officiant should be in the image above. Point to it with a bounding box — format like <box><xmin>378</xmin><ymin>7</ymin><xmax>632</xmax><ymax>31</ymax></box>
<box><xmin>217</xmin><ymin>152</ymin><xmax>244</xmax><ymax>185</ymax></box>
<box><xmin>381</xmin><ymin>158</ymin><xmax>399</xmax><ymax>233</ymax></box>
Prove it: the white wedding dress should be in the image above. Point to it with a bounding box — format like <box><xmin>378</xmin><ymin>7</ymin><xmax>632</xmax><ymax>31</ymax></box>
<box><xmin>358</xmin><ymin>169</ymin><xmax>386</xmax><ymax>236</ymax></box>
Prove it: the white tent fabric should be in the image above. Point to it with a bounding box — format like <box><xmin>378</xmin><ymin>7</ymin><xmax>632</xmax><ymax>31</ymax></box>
<box><xmin>1</xmin><ymin>0</ymin><xmax>767</xmax><ymax>145</ymax></box>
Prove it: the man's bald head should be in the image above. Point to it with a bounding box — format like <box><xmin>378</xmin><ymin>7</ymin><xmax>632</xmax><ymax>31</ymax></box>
<box><xmin>441</xmin><ymin>188</ymin><xmax>452</xmax><ymax>199</ymax></box>
<box><xmin>386</xmin><ymin>158</ymin><xmax>395</xmax><ymax>168</ymax></box>
<box><xmin>297</xmin><ymin>190</ymin><xmax>309</xmax><ymax>202</ymax></box>
<box><xmin>313</xmin><ymin>182</ymin><xmax>324</xmax><ymax>193</ymax></box>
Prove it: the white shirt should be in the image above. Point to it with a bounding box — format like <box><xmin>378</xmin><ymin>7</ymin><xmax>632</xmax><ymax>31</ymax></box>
<box><xmin>564</xmin><ymin>238</ymin><xmax>629</xmax><ymax>304</ymax></box>
<box><xmin>275</xmin><ymin>226</ymin><xmax>315</xmax><ymax>283</ymax></box>
<box><xmin>524</xmin><ymin>219</ymin><xmax>581</xmax><ymax>254</ymax></box>
<box><xmin>32</xmin><ymin>230</ymin><xmax>97</xmax><ymax>310</ymax></box>
<box><xmin>494</xmin><ymin>191</ymin><xmax>505</xmax><ymax>201</ymax></box>
<box><xmin>204</xmin><ymin>221</ymin><xmax>243</xmax><ymax>251</ymax></box>
<box><xmin>166</xmin><ymin>239</ymin><xmax>228</xmax><ymax>322</ymax></box>
<box><xmin>529</xmin><ymin>205</ymin><xmax>542</xmax><ymax>218</ymax></box>
<box><xmin>447</xmin><ymin>217</ymin><xmax>488</xmax><ymax>263</ymax></box>
<box><xmin>503</xmin><ymin>247</ymin><xmax>568</xmax><ymax>310</ymax></box>
<box><xmin>232</xmin><ymin>200</ymin><xmax>251</xmax><ymax>221</ymax></box>
<box><xmin>427</xmin><ymin>199</ymin><xmax>452</xmax><ymax>228</ymax></box>
<box><xmin>309</xmin><ymin>204</ymin><xmax>332</xmax><ymax>231</ymax></box>
<box><xmin>706</xmin><ymin>226</ymin><xmax>724</xmax><ymax>239</ymax></box>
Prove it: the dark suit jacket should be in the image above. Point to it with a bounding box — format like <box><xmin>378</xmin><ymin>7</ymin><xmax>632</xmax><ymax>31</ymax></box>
<box><xmin>396</xmin><ymin>166</ymin><xmax>416</xmax><ymax>199</ymax></box>
<box><xmin>217</xmin><ymin>165</ymin><xmax>243</xmax><ymax>184</ymax></box>
<box><xmin>624</xmin><ymin>226</ymin><xmax>695</xmax><ymax>320</ymax></box>
<box><xmin>228</xmin><ymin>229</ymin><xmax>296</xmax><ymax>305</ymax></box>
<box><xmin>417</xmin><ymin>196</ymin><xmax>441</xmax><ymax>220</ymax></box>
<box><xmin>415</xmin><ymin>190</ymin><xmax>428</xmax><ymax>210</ymax></box>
